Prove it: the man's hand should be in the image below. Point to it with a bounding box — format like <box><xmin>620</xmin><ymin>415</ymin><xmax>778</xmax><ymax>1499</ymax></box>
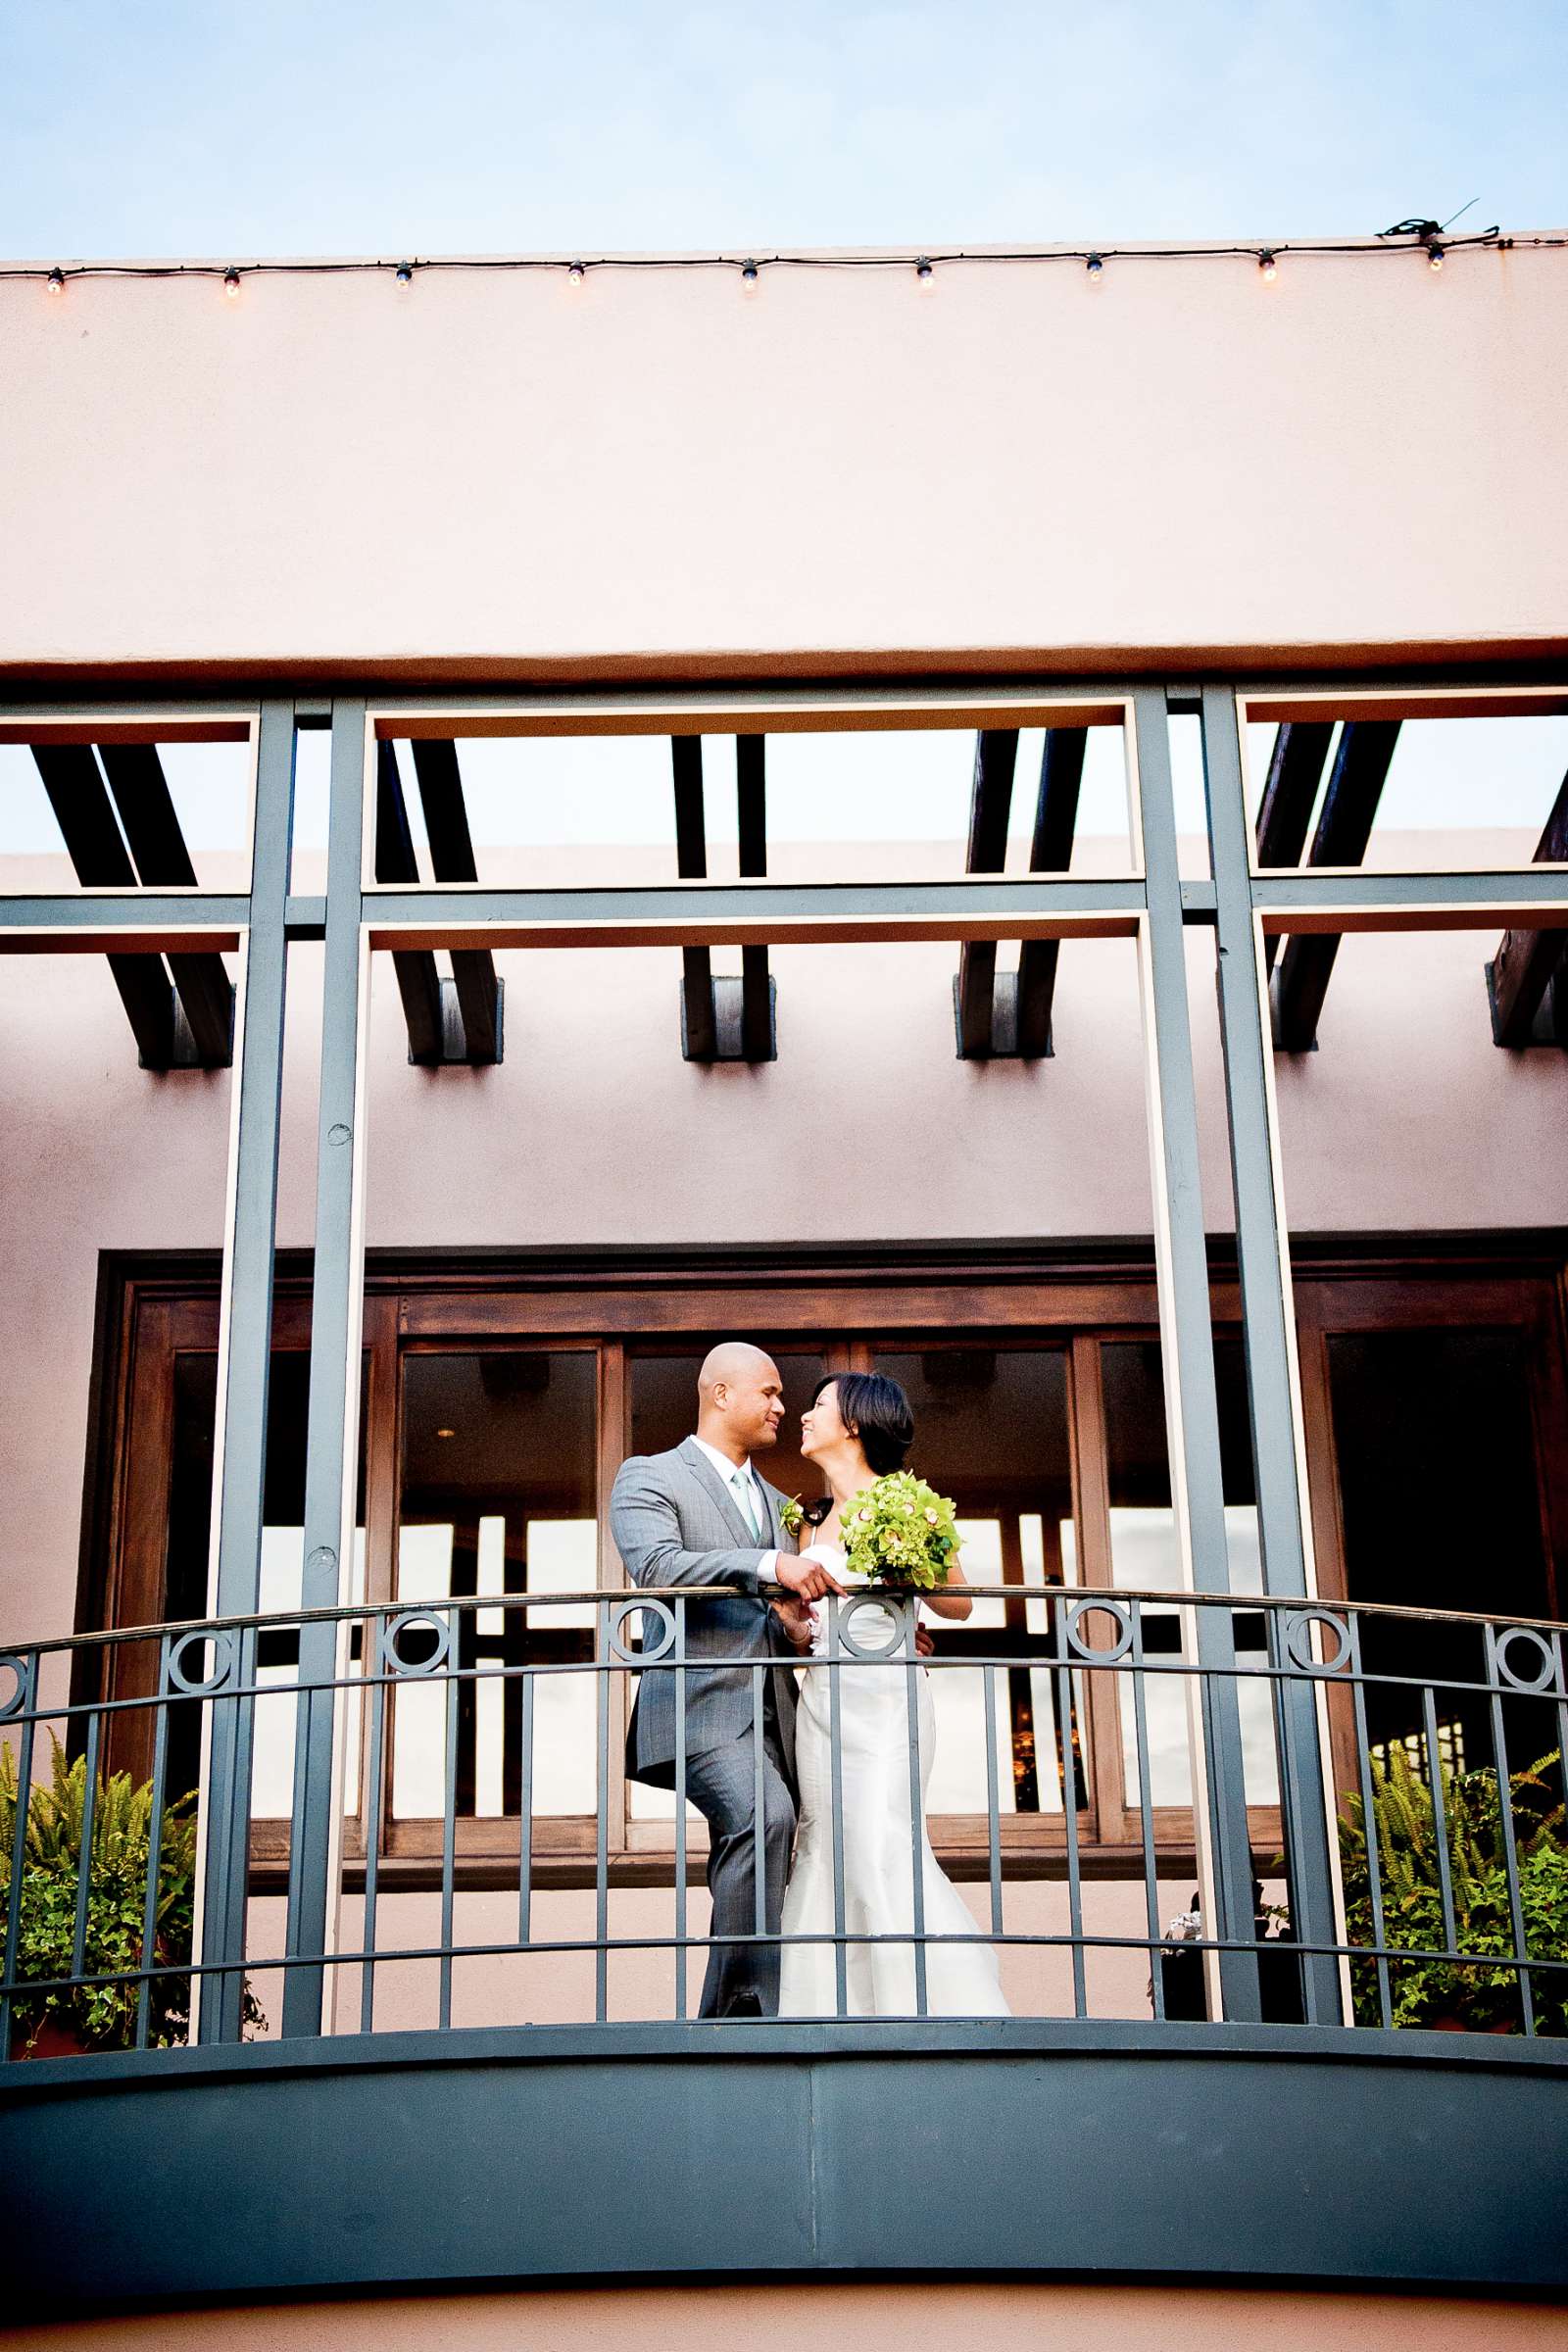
<box><xmin>776</xmin><ymin>1551</ymin><xmax>847</xmax><ymax>1601</ymax></box>
<box><xmin>915</xmin><ymin>1622</ymin><xmax>935</xmax><ymax>1660</ymax></box>
<box><xmin>770</xmin><ymin>1596</ymin><xmax>815</xmax><ymax>1654</ymax></box>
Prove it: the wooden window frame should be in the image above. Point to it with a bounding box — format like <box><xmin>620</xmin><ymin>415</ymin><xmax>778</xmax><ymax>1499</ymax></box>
<box><xmin>80</xmin><ymin>1237</ymin><xmax>1568</xmax><ymax>1889</ymax></box>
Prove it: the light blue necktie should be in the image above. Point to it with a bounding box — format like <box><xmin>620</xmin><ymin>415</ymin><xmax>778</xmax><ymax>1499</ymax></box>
<box><xmin>730</xmin><ymin>1467</ymin><xmax>763</xmax><ymax>1542</ymax></box>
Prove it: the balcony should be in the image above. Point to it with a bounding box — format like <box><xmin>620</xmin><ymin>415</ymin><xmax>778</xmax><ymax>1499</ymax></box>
<box><xmin>4</xmin><ymin>1585</ymin><xmax>1567</xmax><ymax>2308</ymax></box>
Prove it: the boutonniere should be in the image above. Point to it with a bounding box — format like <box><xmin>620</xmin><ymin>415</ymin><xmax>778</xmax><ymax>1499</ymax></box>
<box><xmin>778</xmin><ymin>1494</ymin><xmax>806</xmax><ymax>1540</ymax></box>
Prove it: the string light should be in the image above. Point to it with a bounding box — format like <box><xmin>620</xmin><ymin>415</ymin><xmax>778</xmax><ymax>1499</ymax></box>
<box><xmin>1258</xmin><ymin>249</ymin><xmax>1278</xmax><ymax>281</ymax></box>
<box><xmin>8</xmin><ymin>227</ymin><xmax>1534</xmax><ymax>300</ymax></box>
<box><xmin>566</xmin><ymin>259</ymin><xmax>586</xmax><ymax>286</ymax></box>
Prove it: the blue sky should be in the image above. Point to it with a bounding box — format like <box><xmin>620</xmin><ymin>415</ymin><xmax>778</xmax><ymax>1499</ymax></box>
<box><xmin>4</xmin><ymin>0</ymin><xmax>1564</xmax><ymax>260</ymax></box>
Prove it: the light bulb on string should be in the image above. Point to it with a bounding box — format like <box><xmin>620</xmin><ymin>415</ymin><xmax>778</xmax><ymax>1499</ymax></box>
<box><xmin>1086</xmin><ymin>253</ymin><xmax>1104</xmax><ymax>281</ymax></box>
<box><xmin>395</xmin><ymin>262</ymin><xmax>414</xmax><ymax>285</ymax></box>
<box><xmin>914</xmin><ymin>254</ymin><xmax>934</xmax><ymax>285</ymax></box>
<box><xmin>1427</xmin><ymin>241</ymin><xmax>1446</xmax><ymax>272</ymax></box>
<box><xmin>223</xmin><ymin>269</ymin><xmax>241</xmax><ymax>300</ymax></box>
<box><xmin>47</xmin><ymin>268</ymin><xmax>65</xmax><ymax>295</ymax></box>
<box><xmin>566</xmin><ymin>260</ymin><xmax>586</xmax><ymax>287</ymax></box>
<box><xmin>740</xmin><ymin>258</ymin><xmax>760</xmax><ymax>294</ymax></box>
<box><xmin>1258</xmin><ymin>250</ymin><xmax>1278</xmax><ymax>282</ymax></box>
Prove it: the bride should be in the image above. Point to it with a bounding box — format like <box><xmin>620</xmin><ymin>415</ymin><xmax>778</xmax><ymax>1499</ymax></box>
<box><xmin>778</xmin><ymin>1371</ymin><xmax>1010</xmax><ymax>2018</ymax></box>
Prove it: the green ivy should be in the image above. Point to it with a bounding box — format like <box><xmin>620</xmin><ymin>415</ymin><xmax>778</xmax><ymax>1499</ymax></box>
<box><xmin>0</xmin><ymin>1737</ymin><xmax>265</xmax><ymax>2053</ymax></box>
<box><xmin>1339</xmin><ymin>1742</ymin><xmax>1568</xmax><ymax>2033</ymax></box>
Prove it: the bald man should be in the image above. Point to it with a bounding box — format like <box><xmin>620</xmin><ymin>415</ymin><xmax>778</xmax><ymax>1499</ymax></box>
<box><xmin>610</xmin><ymin>1343</ymin><xmax>843</xmax><ymax>2019</ymax></box>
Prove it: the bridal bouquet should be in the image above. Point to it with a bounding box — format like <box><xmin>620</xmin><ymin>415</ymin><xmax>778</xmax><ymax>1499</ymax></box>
<box><xmin>838</xmin><ymin>1471</ymin><xmax>959</xmax><ymax>1592</ymax></box>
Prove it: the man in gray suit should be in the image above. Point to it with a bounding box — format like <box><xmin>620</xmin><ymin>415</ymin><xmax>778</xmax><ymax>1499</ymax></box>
<box><xmin>610</xmin><ymin>1342</ymin><xmax>843</xmax><ymax>2018</ymax></box>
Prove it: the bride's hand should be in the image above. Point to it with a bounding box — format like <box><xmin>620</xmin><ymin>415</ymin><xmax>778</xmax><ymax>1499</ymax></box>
<box><xmin>770</xmin><ymin>1596</ymin><xmax>815</xmax><ymax>1654</ymax></box>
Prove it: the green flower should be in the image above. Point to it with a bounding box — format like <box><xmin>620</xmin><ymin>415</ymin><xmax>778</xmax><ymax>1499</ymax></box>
<box><xmin>837</xmin><ymin>1471</ymin><xmax>958</xmax><ymax>1591</ymax></box>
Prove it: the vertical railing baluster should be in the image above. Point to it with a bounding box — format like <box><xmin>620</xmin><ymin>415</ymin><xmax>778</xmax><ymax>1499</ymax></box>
<box><xmin>1129</xmin><ymin>1605</ymin><xmax>1165</xmax><ymax>2021</ymax></box>
<box><xmin>752</xmin><ymin>1661</ymin><xmax>766</xmax><ymax>2005</ymax></box>
<box><xmin>516</xmin><ymin>1662</ymin><xmax>534</xmax><ymax>1951</ymax></box>
<box><xmin>1054</xmin><ymin>1611</ymin><xmax>1086</xmax><ymax>2018</ymax></box>
<box><xmin>982</xmin><ymin>1661</ymin><xmax>1003</xmax><ymax>1942</ymax></box>
<box><xmin>358</xmin><ymin>1641</ymin><xmax>387</xmax><ymax>2036</ymax></box>
<box><xmin>672</xmin><ymin>1600</ymin><xmax>687</xmax><ymax>2022</ymax></box>
<box><xmin>596</xmin><ymin>1607</ymin><xmax>611</xmax><ymax>2025</ymax></box>
<box><xmin>828</xmin><ymin>1602</ymin><xmax>848</xmax><ymax>2020</ymax></box>
<box><xmin>1422</xmin><ymin>1684</ymin><xmax>1459</xmax><ymax>1964</ymax></box>
<box><xmin>903</xmin><ymin>1603</ymin><xmax>928</xmax><ymax>2017</ymax></box>
<box><xmin>71</xmin><ymin>1709</ymin><xmax>102</xmax><ymax>1986</ymax></box>
<box><xmin>135</xmin><ymin>1642</ymin><xmax>172</xmax><ymax>2049</ymax></box>
<box><xmin>1</xmin><ymin>1653</ymin><xmax>39</xmax><ymax>2062</ymax></box>
<box><xmin>438</xmin><ymin>1625</ymin><xmax>459</xmax><ymax>2032</ymax></box>
<box><xmin>1485</xmin><ymin>1628</ymin><xmax>1536</xmax><ymax>2037</ymax></box>
<box><xmin>1347</xmin><ymin>1616</ymin><xmax>1393</xmax><ymax>2031</ymax></box>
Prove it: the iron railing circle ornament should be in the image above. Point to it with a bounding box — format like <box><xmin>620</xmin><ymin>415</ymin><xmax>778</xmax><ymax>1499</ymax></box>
<box><xmin>835</xmin><ymin>1592</ymin><xmax>914</xmax><ymax>1660</ymax></box>
<box><xmin>0</xmin><ymin>1653</ymin><xmax>25</xmax><ymax>1720</ymax></box>
<box><xmin>168</xmin><ymin>1628</ymin><xmax>239</xmax><ymax>1696</ymax></box>
<box><xmin>1283</xmin><ymin>1608</ymin><xmax>1352</xmax><ymax>1677</ymax></box>
<box><xmin>1493</xmin><ymin>1624</ymin><xmax>1558</xmax><ymax>1695</ymax></box>
<box><xmin>611</xmin><ymin>1597</ymin><xmax>674</xmax><ymax>1665</ymax></box>
<box><xmin>380</xmin><ymin>1608</ymin><xmax>453</xmax><ymax>1679</ymax></box>
<box><xmin>1066</xmin><ymin>1597</ymin><xmax>1133</xmax><ymax>1663</ymax></box>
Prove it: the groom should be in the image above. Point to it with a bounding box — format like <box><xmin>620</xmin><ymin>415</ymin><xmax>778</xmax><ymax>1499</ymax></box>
<box><xmin>610</xmin><ymin>1342</ymin><xmax>844</xmax><ymax>2018</ymax></box>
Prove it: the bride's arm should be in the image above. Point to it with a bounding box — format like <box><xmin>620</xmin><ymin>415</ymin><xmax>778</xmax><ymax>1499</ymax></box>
<box><xmin>923</xmin><ymin>1549</ymin><xmax>973</xmax><ymax>1621</ymax></box>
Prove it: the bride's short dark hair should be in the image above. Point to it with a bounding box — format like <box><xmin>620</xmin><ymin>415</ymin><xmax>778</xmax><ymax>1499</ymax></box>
<box><xmin>810</xmin><ymin>1372</ymin><xmax>914</xmax><ymax>1473</ymax></box>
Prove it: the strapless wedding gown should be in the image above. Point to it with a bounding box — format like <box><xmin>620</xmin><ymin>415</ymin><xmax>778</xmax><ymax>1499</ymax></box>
<box><xmin>779</xmin><ymin>1546</ymin><xmax>1010</xmax><ymax>2018</ymax></box>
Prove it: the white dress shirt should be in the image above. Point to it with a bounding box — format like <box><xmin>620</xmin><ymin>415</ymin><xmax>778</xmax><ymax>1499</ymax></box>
<box><xmin>689</xmin><ymin>1436</ymin><xmax>779</xmax><ymax>1583</ymax></box>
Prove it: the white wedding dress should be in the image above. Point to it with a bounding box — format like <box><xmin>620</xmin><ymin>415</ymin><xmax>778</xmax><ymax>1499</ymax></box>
<box><xmin>779</xmin><ymin>1544</ymin><xmax>1010</xmax><ymax>2018</ymax></box>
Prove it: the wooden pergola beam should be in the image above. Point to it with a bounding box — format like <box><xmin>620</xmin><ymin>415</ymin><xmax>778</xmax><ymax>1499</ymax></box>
<box><xmin>1253</xmin><ymin>721</ymin><xmax>1334</xmax><ymax>973</ymax></box>
<box><xmin>1489</xmin><ymin>765</ymin><xmax>1568</xmax><ymax>1047</ymax></box>
<box><xmin>956</xmin><ymin>730</ymin><xmax>1020</xmax><ymax>1057</ymax></box>
<box><xmin>99</xmin><ymin>744</ymin><xmax>234</xmax><ymax>1064</ymax></box>
<box><xmin>735</xmin><ymin>734</ymin><xmax>774</xmax><ymax>1062</ymax></box>
<box><xmin>31</xmin><ymin>743</ymin><xmax>177</xmax><ymax>1068</ymax></box>
<box><xmin>374</xmin><ymin>743</ymin><xmax>445</xmax><ymax>1065</ymax></box>
<box><xmin>671</xmin><ymin>736</ymin><xmax>716</xmax><ymax>1060</ymax></box>
<box><xmin>1272</xmin><ymin>720</ymin><xmax>1400</xmax><ymax>1052</ymax></box>
<box><xmin>1014</xmin><ymin>727</ymin><xmax>1089</xmax><ymax>1058</ymax></box>
<box><xmin>409</xmin><ymin>740</ymin><xmax>501</xmax><ymax>1064</ymax></box>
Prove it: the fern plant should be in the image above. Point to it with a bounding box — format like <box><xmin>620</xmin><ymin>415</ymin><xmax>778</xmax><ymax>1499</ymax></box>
<box><xmin>1339</xmin><ymin>1742</ymin><xmax>1568</xmax><ymax>2033</ymax></box>
<box><xmin>0</xmin><ymin>1736</ymin><xmax>264</xmax><ymax>2053</ymax></box>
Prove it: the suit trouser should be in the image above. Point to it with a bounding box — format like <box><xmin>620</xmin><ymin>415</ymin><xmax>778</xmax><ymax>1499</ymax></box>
<box><xmin>683</xmin><ymin>1699</ymin><xmax>797</xmax><ymax>2018</ymax></box>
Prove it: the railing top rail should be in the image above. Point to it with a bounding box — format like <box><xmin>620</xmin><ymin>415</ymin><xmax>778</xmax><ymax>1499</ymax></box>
<box><xmin>4</xmin><ymin>1583</ymin><xmax>1564</xmax><ymax>1660</ymax></box>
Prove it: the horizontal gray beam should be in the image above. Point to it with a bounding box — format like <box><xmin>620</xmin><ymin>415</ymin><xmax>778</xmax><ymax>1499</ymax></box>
<box><xmin>0</xmin><ymin>896</ymin><xmax>249</xmax><ymax>947</ymax></box>
<box><xmin>363</xmin><ymin>878</ymin><xmax>1149</xmax><ymax>948</ymax></box>
<box><xmin>1250</xmin><ymin>868</ymin><xmax>1568</xmax><ymax>924</ymax></box>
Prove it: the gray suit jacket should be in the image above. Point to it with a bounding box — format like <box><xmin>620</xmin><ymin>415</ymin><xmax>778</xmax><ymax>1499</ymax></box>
<box><xmin>611</xmin><ymin>1438</ymin><xmax>800</xmax><ymax>1787</ymax></box>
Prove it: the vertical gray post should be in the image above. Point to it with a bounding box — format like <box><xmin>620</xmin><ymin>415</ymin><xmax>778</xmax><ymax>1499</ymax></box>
<box><xmin>1132</xmin><ymin>687</ymin><xmax>1261</xmax><ymax>2020</ymax></box>
<box><xmin>1200</xmin><ymin>683</ymin><xmax>1344</xmax><ymax>2023</ymax></box>
<box><xmin>283</xmin><ymin>700</ymin><xmax>369</xmax><ymax>2036</ymax></box>
<box><xmin>198</xmin><ymin>699</ymin><xmax>296</xmax><ymax>2042</ymax></box>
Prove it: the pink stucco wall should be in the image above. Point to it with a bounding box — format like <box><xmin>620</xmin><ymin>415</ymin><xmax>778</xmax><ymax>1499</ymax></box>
<box><xmin>3</xmin><ymin>242</ymin><xmax>1566</xmax><ymax>682</ymax></box>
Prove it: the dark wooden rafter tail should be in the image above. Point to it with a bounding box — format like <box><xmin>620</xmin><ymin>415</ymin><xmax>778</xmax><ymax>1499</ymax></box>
<box><xmin>1272</xmin><ymin>720</ymin><xmax>1401</xmax><ymax>1052</ymax></box>
<box><xmin>1489</xmin><ymin>764</ymin><xmax>1568</xmax><ymax>1048</ymax></box>
<box><xmin>375</xmin><ymin>742</ymin><xmax>445</xmax><ymax>1064</ymax></box>
<box><xmin>673</xmin><ymin>735</ymin><xmax>775</xmax><ymax>1062</ymax></box>
<box><xmin>957</xmin><ymin>728</ymin><xmax>1086</xmax><ymax>1058</ymax></box>
<box><xmin>409</xmin><ymin>740</ymin><xmax>501</xmax><ymax>1063</ymax></box>
<box><xmin>1252</xmin><ymin>722</ymin><xmax>1335</xmax><ymax>975</ymax></box>
<box><xmin>31</xmin><ymin>743</ymin><xmax>232</xmax><ymax>1068</ymax></box>
<box><xmin>1014</xmin><ymin>726</ymin><xmax>1089</xmax><ymax>1057</ymax></box>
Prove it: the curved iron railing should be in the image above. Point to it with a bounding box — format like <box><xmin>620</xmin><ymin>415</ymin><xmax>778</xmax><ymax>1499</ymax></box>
<box><xmin>2</xmin><ymin>1586</ymin><xmax>1564</xmax><ymax>2060</ymax></box>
